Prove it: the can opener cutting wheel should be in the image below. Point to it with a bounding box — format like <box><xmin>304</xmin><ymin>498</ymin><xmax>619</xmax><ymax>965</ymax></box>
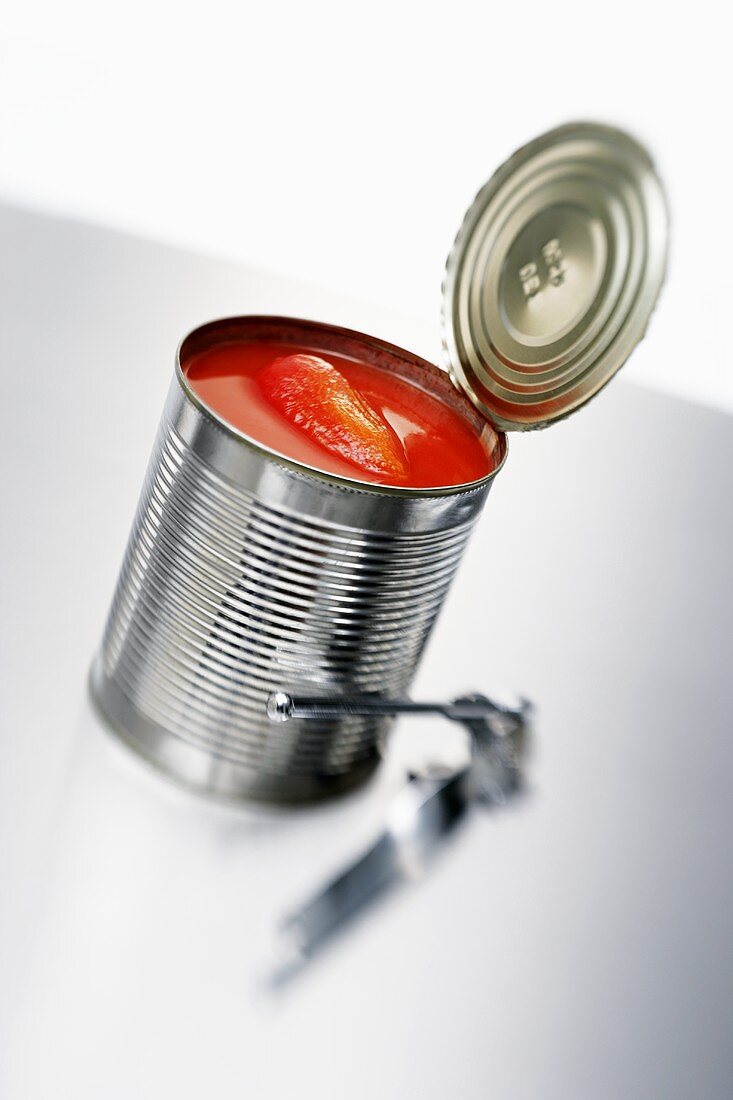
<box><xmin>266</xmin><ymin>691</ymin><xmax>532</xmax><ymax>983</ymax></box>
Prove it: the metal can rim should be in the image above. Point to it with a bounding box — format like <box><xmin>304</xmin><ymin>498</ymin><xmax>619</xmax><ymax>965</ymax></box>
<box><xmin>175</xmin><ymin>314</ymin><xmax>508</xmax><ymax>498</ymax></box>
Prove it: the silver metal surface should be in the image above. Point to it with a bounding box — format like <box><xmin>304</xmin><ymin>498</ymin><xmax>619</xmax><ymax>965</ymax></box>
<box><xmin>266</xmin><ymin>689</ymin><xmax>524</xmax><ymax>724</ymax></box>
<box><xmin>91</xmin><ymin>317</ymin><xmax>505</xmax><ymax>802</ymax></box>
<box><xmin>443</xmin><ymin>122</ymin><xmax>669</xmax><ymax>430</ymax></box>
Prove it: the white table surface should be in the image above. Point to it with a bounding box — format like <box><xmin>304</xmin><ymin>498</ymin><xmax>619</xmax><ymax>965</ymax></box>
<box><xmin>1</xmin><ymin>203</ymin><xmax>732</xmax><ymax>1099</ymax></box>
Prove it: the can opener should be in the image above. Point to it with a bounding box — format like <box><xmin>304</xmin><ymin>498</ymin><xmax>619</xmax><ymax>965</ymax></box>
<box><xmin>266</xmin><ymin>691</ymin><xmax>532</xmax><ymax>983</ymax></box>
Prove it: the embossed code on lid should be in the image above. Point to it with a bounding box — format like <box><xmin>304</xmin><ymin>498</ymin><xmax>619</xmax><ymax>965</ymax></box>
<box><xmin>442</xmin><ymin>122</ymin><xmax>669</xmax><ymax>431</ymax></box>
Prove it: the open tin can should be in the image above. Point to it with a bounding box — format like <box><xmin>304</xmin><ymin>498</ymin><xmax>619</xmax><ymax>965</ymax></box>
<box><xmin>91</xmin><ymin>122</ymin><xmax>668</xmax><ymax>802</ymax></box>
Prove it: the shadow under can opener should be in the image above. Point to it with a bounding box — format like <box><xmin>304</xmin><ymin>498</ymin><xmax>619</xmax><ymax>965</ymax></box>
<box><xmin>266</xmin><ymin>691</ymin><xmax>532</xmax><ymax>981</ymax></box>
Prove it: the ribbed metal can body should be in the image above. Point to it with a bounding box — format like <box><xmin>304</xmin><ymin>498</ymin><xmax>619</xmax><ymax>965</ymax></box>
<box><xmin>91</xmin><ymin>318</ymin><xmax>504</xmax><ymax>802</ymax></box>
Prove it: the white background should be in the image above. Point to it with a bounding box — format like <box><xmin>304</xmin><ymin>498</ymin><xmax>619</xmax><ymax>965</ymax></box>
<box><xmin>1</xmin><ymin>0</ymin><xmax>731</xmax><ymax>411</ymax></box>
<box><xmin>2</xmin><ymin>10</ymin><xmax>733</xmax><ymax>1096</ymax></box>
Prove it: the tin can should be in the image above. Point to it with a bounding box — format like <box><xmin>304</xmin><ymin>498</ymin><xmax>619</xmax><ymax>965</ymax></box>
<box><xmin>91</xmin><ymin>122</ymin><xmax>668</xmax><ymax>803</ymax></box>
<box><xmin>91</xmin><ymin>317</ymin><xmax>506</xmax><ymax>801</ymax></box>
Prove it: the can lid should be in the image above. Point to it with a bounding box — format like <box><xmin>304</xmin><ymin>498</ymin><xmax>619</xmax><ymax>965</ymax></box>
<box><xmin>442</xmin><ymin>122</ymin><xmax>669</xmax><ymax>431</ymax></box>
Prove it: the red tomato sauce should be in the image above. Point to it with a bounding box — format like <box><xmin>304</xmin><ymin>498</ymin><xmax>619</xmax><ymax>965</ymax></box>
<box><xmin>183</xmin><ymin>340</ymin><xmax>494</xmax><ymax>488</ymax></box>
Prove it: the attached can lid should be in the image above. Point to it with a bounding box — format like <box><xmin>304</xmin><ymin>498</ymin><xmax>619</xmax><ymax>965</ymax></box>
<box><xmin>442</xmin><ymin>122</ymin><xmax>669</xmax><ymax>431</ymax></box>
